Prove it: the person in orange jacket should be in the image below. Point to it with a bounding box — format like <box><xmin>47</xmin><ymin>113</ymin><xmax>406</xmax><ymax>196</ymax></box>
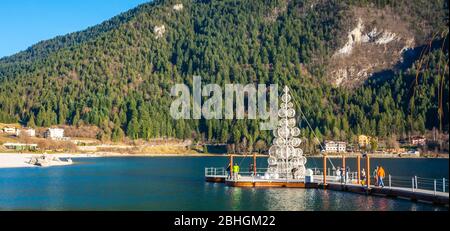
<box><xmin>377</xmin><ymin>165</ymin><xmax>386</xmax><ymax>187</ymax></box>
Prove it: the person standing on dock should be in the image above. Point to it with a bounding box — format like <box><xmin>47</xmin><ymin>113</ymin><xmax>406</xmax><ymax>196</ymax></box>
<box><xmin>335</xmin><ymin>167</ymin><xmax>341</xmax><ymax>182</ymax></box>
<box><xmin>249</xmin><ymin>163</ymin><xmax>254</xmax><ymax>177</ymax></box>
<box><xmin>226</xmin><ymin>163</ymin><xmax>231</xmax><ymax>179</ymax></box>
<box><xmin>361</xmin><ymin>168</ymin><xmax>366</xmax><ymax>186</ymax></box>
<box><xmin>345</xmin><ymin>166</ymin><xmax>350</xmax><ymax>183</ymax></box>
<box><xmin>233</xmin><ymin>163</ymin><xmax>240</xmax><ymax>180</ymax></box>
<box><xmin>373</xmin><ymin>167</ymin><xmax>379</xmax><ymax>186</ymax></box>
<box><xmin>377</xmin><ymin>166</ymin><xmax>386</xmax><ymax>187</ymax></box>
<box><xmin>291</xmin><ymin>167</ymin><xmax>298</xmax><ymax>179</ymax></box>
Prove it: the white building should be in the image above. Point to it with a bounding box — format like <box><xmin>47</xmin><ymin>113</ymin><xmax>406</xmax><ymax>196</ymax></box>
<box><xmin>324</xmin><ymin>141</ymin><xmax>347</xmax><ymax>153</ymax></box>
<box><xmin>411</xmin><ymin>136</ymin><xmax>426</xmax><ymax>146</ymax></box>
<box><xmin>3</xmin><ymin>142</ymin><xmax>38</xmax><ymax>150</ymax></box>
<box><xmin>2</xmin><ymin>127</ymin><xmax>17</xmax><ymax>134</ymax></box>
<box><xmin>16</xmin><ymin>128</ymin><xmax>36</xmax><ymax>137</ymax></box>
<box><xmin>44</xmin><ymin>128</ymin><xmax>65</xmax><ymax>140</ymax></box>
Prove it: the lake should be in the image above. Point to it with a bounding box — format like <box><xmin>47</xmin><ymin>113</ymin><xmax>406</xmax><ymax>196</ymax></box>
<box><xmin>0</xmin><ymin>156</ymin><xmax>448</xmax><ymax>211</ymax></box>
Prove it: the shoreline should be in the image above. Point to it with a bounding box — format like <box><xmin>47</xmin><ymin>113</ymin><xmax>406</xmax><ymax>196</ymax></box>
<box><xmin>0</xmin><ymin>152</ymin><xmax>448</xmax><ymax>169</ymax></box>
<box><xmin>0</xmin><ymin>152</ymin><xmax>225</xmax><ymax>169</ymax></box>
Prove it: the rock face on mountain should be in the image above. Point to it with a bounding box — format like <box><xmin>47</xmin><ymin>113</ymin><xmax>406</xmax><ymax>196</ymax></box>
<box><xmin>327</xmin><ymin>7</ymin><xmax>422</xmax><ymax>88</ymax></box>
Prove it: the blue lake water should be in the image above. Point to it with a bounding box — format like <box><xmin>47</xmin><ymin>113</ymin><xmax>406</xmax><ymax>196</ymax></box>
<box><xmin>0</xmin><ymin>156</ymin><xmax>448</xmax><ymax>211</ymax></box>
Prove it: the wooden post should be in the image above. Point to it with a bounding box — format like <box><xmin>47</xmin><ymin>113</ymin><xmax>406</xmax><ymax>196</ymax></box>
<box><xmin>366</xmin><ymin>155</ymin><xmax>370</xmax><ymax>187</ymax></box>
<box><xmin>357</xmin><ymin>155</ymin><xmax>361</xmax><ymax>184</ymax></box>
<box><xmin>342</xmin><ymin>155</ymin><xmax>346</xmax><ymax>178</ymax></box>
<box><xmin>323</xmin><ymin>155</ymin><xmax>327</xmax><ymax>185</ymax></box>
<box><xmin>342</xmin><ymin>155</ymin><xmax>346</xmax><ymax>169</ymax></box>
<box><xmin>230</xmin><ymin>154</ymin><xmax>234</xmax><ymax>176</ymax></box>
<box><xmin>253</xmin><ymin>153</ymin><xmax>257</xmax><ymax>176</ymax></box>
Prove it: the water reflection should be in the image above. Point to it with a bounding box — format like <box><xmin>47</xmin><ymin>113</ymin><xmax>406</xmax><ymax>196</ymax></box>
<box><xmin>228</xmin><ymin>187</ymin><xmax>243</xmax><ymax>211</ymax></box>
<box><xmin>44</xmin><ymin>168</ymin><xmax>65</xmax><ymax>210</ymax></box>
<box><xmin>262</xmin><ymin>188</ymin><xmax>308</xmax><ymax>210</ymax></box>
<box><xmin>321</xmin><ymin>190</ymin><xmax>330</xmax><ymax>210</ymax></box>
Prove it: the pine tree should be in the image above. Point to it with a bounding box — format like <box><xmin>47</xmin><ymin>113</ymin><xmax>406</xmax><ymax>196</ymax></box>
<box><xmin>127</xmin><ymin>116</ymin><xmax>139</xmax><ymax>140</ymax></box>
<box><xmin>27</xmin><ymin>113</ymin><xmax>36</xmax><ymax>128</ymax></box>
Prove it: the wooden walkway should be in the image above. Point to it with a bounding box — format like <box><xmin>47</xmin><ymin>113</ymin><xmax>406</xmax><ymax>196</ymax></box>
<box><xmin>325</xmin><ymin>182</ymin><xmax>449</xmax><ymax>205</ymax></box>
<box><xmin>205</xmin><ymin>176</ymin><xmax>449</xmax><ymax>206</ymax></box>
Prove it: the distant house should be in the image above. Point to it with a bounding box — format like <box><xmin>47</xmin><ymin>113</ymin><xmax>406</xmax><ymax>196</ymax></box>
<box><xmin>385</xmin><ymin>147</ymin><xmax>406</xmax><ymax>154</ymax></box>
<box><xmin>346</xmin><ymin>143</ymin><xmax>356</xmax><ymax>152</ymax></box>
<box><xmin>2</xmin><ymin>127</ymin><xmax>17</xmax><ymax>135</ymax></box>
<box><xmin>324</xmin><ymin>141</ymin><xmax>347</xmax><ymax>153</ymax></box>
<box><xmin>3</xmin><ymin>142</ymin><xmax>37</xmax><ymax>151</ymax></box>
<box><xmin>411</xmin><ymin>136</ymin><xmax>426</xmax><ymax>146</ymax></box>
<box><xmin>44</xmin><ymin>128</ymin><xmax>66</xmax><ymax>140</ymax></box>
<box><xmin>16</xmin><ymin>128</ymin><xmax>36</xmax><ymax>137</ymax></box>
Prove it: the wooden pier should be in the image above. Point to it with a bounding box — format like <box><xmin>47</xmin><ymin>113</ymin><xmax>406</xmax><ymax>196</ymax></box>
<box><xmin>225</xmin><ymin>179</ymin><xmax>318</xmax><ymax>188</ymax></box>
<box><xmin>205</xmin><ymin>155</ymin><xmax>449</xmax><ymax>206</ymax></box>
<box><xmin>324</xmin><ymin>182</ymin><xmax>449</xmax><ymax>205</ymax></box>
<box><xmin>206</xmin><ymin>175</ymin><xmax>449</xmax><ymax>206</ymax></box>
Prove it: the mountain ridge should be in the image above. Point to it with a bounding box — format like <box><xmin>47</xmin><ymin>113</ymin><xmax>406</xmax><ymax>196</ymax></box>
<box><xmin>0</xmin><ymin>0</ymin><xmax>448</xmax><ymax>153</ymax></box>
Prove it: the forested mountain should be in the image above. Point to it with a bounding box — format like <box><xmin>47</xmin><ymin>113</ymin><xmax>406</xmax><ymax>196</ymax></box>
<box><xmin>0</xmin><ymin>0</ymin><xmax>448</xmax><ymax>153</ymax></box>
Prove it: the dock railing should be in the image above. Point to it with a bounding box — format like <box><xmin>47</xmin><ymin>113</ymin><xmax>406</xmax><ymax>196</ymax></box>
<box><xmin>205</xmin><ymin>167</ymin><xmax>269</xmax><ymax>178</ymax></box>
<box><xmin>205</xmin><ymin>167</ymin><xmax>449</xmax><ymax>194</ymax></box>
<box><xmin>205</xmin><ymin>167</ymin><xmax>226</xmax><ymax>177</ymax></box>
<box><xmin>318</xmin><ymin>168</ymin><xmax>449</xmax><ymax>193</ymax></box>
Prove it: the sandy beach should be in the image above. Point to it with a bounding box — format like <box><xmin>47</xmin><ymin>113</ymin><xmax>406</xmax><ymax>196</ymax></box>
<box><xmin>0</xmin><ymin>153</ymin><xmax>97</xmax><ymax>169</ymax></box>
<box><xmin>0</xmin><ymin>152</ymin><xmax>224</xmax><ymax>169</ymax></box>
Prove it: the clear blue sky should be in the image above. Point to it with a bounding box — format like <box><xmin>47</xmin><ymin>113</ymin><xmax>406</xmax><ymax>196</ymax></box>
<box><xmin>0</xmin><ymin>0</ymin><xmax>150</xmax><ymax>58</ymax></box>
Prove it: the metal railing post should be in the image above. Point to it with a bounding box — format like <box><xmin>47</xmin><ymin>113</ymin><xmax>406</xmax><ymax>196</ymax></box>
<box><xmin>434</xmin><ymin>179</ymin><xmax>437</xmax><ymax>196</ymax></box>
<box><xmin>443</xmin><ymin>178</ymin><xmax>446</xmax><ymax>193</ymax></box>
<box><xmin>253</xmin><ymin>169</ymin><xmax>255</xmax><ymax>182</ymax></box>
<box><xmin>389</xmin><ymin>174</ymin><xmax>391</xmax><ymax>188</ymax></box>
<box><xmin>323</xmin><ymin>155</ymin><xmax>327</xmax><ymax>185</ymax></box>
<box><xmin>415</xmin><ymin>176</ymin><xmax>418</xmax><ymax>190</ymax></box>
<box><xmin>412</xmin><ymin>177</ymin><xmax>415</xmax><ymax>192</ymax></box>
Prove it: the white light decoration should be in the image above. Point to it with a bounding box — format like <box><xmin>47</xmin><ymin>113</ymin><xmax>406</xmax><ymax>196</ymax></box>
<box><xmin>266</xmin><ymin>86</ymin><xmax>307</xmax><ymax>180</ymax></box>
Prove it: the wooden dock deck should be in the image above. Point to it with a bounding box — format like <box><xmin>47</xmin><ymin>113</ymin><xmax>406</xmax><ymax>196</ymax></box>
<box><xmin>205</xmin><ymin>175</ymin><xmax>449</xmax><ymax>206</ymax></box>
<box><xmin>325</xmin><ymin>182</ymin><xmax>449</xmax><ymax>205</ymax></box>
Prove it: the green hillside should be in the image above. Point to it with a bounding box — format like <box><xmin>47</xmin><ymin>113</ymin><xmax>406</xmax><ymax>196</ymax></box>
<box><xmin>0</xmin><ymin>0</ymin><xmax>448</xmax><ymax>153</ymax></box>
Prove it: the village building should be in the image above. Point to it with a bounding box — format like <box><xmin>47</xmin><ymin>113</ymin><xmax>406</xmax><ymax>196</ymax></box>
<box><xmin>3</xmin><ymin>142</ymin><xmax>38</xmax><ymax>151</ymax></box>
<box><xmin>324</xmin><ymin>141</ymin><xmax>347</xmax><ymax>153</ymax></box>
<box><xmin>16</xmin><ymin>128</ymin><xmax>36</xmax><ymax>137</ymax></box>
<box><xmin>346</xmin><ymin>143</ymin><xmax>356</xmax><ymax>152</ymax></box>
<box><xmin>2</xmin><ymin>127</ymin><xmax>17</xmax><ymax>134</ymax></box>
<box><xmin>385</xmin><ymin>147</ymin><xmax>406</xmax><ymax>154</ymax></box>
<box><xmin>401</xmin><ymin>149</ymin><xmax>420</xmax><ymax>157</ymax></box>
<box><xmin>411</xmin><ymin>136</ymin><xmax>426</xmax><ymax>146</ymax></box>
<box><xmin>44</xmin><ymin>128</ymin><xmax>67</xmax><ymax>140</ymax></box>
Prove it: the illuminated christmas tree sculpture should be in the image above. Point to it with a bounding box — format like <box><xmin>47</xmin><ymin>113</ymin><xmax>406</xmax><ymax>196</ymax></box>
<box><xmin>266</xmin><ymin>86</ymin><xmax>307</xmax><ymax>179</ymax></box>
